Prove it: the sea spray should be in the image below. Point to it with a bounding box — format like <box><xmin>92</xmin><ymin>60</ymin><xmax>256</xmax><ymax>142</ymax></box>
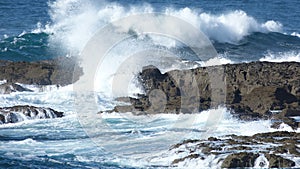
<box><xmin>42</xmin><ymin>0</ymin><xmax>283</xmax><ymax>55</ymax></box>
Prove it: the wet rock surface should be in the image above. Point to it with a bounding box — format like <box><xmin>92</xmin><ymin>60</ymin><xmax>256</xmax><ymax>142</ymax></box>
<box><xmin>169</xmin><ymin>131</ymin><xmax>299</xmax><ymax>168</ymax></box>
<box><xmin>265</xmin><ymin>154</ymin><xmax>296</xmax><ymax>168</ymax></box>
<box><xmin>221</xmin><ymin>152</ymin><xmax>259</xmax><ymax>168</ymax></box>
<box><xmin>103</xmin><ymin>62</ymin><xmax>300</xmax><ymax>168</ymax></box>
<box><xmin>0</xmin><ymin>105</ymin><xmax>64</xmax><ymax>124</ymax></box>
<box><xmin>103</xmin><ymin>61</ymin><xmax>300</xmax><ymax>129</ymax></box>
<box><xmin>0</xmin><ymin>57</ymin><xmax>82</xmax><ymax>87</ymax></box>
<box><xmin>0</xmin><ymin>58</ymin><xmax>72</xmax><ymax>124</ymax></box>
<box><xmin>0</xmin><ymin>82</ymin><xmax>33</xmax><ymax>94</ymax></box>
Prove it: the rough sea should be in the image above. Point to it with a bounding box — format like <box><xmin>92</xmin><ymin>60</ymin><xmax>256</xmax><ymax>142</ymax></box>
<box><xmin>0</xmin><ymin>0</ymin><xmax>299</xmax><ymax>168</ymax></box>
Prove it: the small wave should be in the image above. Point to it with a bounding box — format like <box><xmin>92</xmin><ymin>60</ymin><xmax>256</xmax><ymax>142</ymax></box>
<box><xmin>0</xmin><ymin>32</ymin><xmax>53</xmax><ymax>61</ymax></box>
<box><xmin>198</xmin><ymin>56</ymin><xmax>233</xmax><ymax>66</ymax></box>
<box><xmin>8</xmin><ymin>138</ymin><xmax>43</xmax><ymax>145</ymax></box>
<box><xmin>291</xmin><ymin>32</ymin><xmax>300</xmax><ymax>38</ymax></box>
<box><xmin>260</xmin><ymin>51</ymin><xmax>300</xmax><ymax>62</ymax></box>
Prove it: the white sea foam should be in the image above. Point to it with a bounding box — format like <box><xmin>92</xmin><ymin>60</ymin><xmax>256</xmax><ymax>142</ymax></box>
<box><xmin>254</xmin><ymin>154</ymin><xmax>269</xmax><ymax>168</ymax></box>
<box><xmin>15</xmin><ymin>83</ymin><xmax>73</xmax><ymax>93</ymax></box>
<box><xmin>291</xmin><ymin>32</ymin><xmax>300</xmax><ymax>38</ymax></box>
<box><xmin>0</xmin><ymin>84</ymin><xmax>75</xmax><ymax>113</ymax></box>
<box><xmin>9</xmin><ymin>138</ymin><xmax>43</xmax><ymax>145</ymax></box>
<box><xmin>2</xmin><ymin>1</ymin><xmax>296</xmax><ymax>167</ymax></box>
<box><xmin>29</xmin><ymin>0</ymin><xmax>287</xmax><ymax>99</ymax></box>
<box><xmin>260</xmin><ymin>51</ymin><xmax>300</xmax><ymax>62</ymax></box>
<box><xmin>0</xmin><ymin>80</ymin><xmax>7</xmax><ymax>85</ymax></box>
<box><xmin>1</xmin><ymin>89</ymin><xmax>299</xmax><ymax>168</ymax></box>
<box><xmin>199</xmin><ymin>56</ymin><xmax>233</xmax><ymax>66</ymax></box>
<box><xmin>32</xmin><ymin>0</ymin><xmax>283</xmax><ymax>55</ymax></box>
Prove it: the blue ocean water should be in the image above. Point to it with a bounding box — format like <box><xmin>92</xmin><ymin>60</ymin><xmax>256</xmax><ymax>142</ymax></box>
<box><xmin>0</xmin><ymin>0</ymin><xmax>299</xmax><ymax>168</ymax></box>
<box><xmin>0</xmin><ymin>0</ymin><xmax>299</xmax><ymax>61</ymax></box>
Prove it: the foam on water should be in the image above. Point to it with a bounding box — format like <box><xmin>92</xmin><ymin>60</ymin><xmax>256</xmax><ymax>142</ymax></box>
<box><xmin>0</xmin><ymin>84</ymin><xmax>75</xmax><ymax>113</ymax></box>
<box><xmin>0</xmin><ymin>80</ymin><xmax>7</xmax><ymax>85</ymax></box>
<box><xmin>254</xmin><ymin>154</ymin><xmax>269</xmax><ymax>168</ymax></box>
<box><xmin>34</xmin><ymin>0</ymin><xmax>283</xmax><ymax>55</ymax></box>
<box><xmin>292</xmin><ymin>32</ymin><xmax>300</xmax><ymax>38</ymax></box>
<box><xmin>1</xmin><ymin>0</ymin><xmax>299</xmax><ymax>168</ymax></box>
<box><xmin>199</xmin><ymin>56</ymin><xmax>233</xmax><ymax>66</ymax></box>
<box><xmin>31</xmin><ymin>0</ymin><xmax>288</xmax><ymax>99</ymax></box>
<box><xmin>260</xmin><ymin>51</ymin><xmax>300</xmax><ymax>62</ymax></box>
<box><xmin>0</xmin><ymin>85</ymin><xmax>299</xmax><ymax>168</ymax></box>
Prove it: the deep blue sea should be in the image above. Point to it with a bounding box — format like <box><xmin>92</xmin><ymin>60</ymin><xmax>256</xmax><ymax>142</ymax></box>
<box><xmin>0</xmin><ymin>0</ymin><xmax>299</xmax><ymax>168</ymax></box>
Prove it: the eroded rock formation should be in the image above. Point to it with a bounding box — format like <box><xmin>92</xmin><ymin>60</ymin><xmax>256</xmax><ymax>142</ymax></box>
<box><xmin>103</xmin><ymin>61</ymin><xmax>300</xmax><ymax>128</ymax></box>
<box><xmin>0</xmin><ymin>105</ymin><xmax>64</xmax><ymax>124</ymax></box>
<box><xmin>169</xmin><ymin>131</ymin><xmax>298</xmax><ymax>168</ymax></box>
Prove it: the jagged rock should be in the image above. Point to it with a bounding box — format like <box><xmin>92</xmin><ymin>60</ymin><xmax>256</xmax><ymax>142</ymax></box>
<box><xmin>264</xmin><ymin>154</ymin><xmax>295</xmax><ymax>168</ymax></box>
<box><xmin>0</xmin><ymin>114</ymin><xmax>5</xmax><ymax>124</ymax></box>
<box><xmin>170</xmin><ymin>139</ymin><xmax>200</xmax><ymax>149</ymax></box>
<box><xmin>171</xmin><ymin>154</ymin><xmax>202</xmax><ymax>165</ymax></box>
<box><xmin>169</xmin><ymin>131</ymin><xmax>299</xmax><ymax>167</ymax></box>
<box><xmin>0</xmin><ymin>82</ymin><xmax>32</xmax><ymax>94</ymax></box>
<box><xmin>0</xmin><ymin>105</ymin><xmax>64</xmax><ymax>124</ymax></box>
<box><xmin>0</xmin><ymin>57</ymin><xmax>82</xmax><ymax>86</ymax></box>
<box><xmin>103</xmin><ymin>62</ymin><xmax>300</xmax><ymax>128</ymax></box>
<box><xmin>221</xmin><ymin>152</ymin><xmax>259</xmax><ymax>168</ymax></box>
<box><xmin>282</xmin><ymin>108</ymin><xmax>300</xmax><ymax>117</ymax></box>
<box><xmin>221</xmin><ymin>153</ymin><xmax>296</xmax><ymax>168</ymax></box>
<box><xmin>271</xmin><ymin>108</ymin><xmax>300</xmax><ymax>129</ymax></box>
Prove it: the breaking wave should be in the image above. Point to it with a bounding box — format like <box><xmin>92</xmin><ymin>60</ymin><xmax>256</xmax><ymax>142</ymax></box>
<box><xmin>37</xmin><ymin>0</ymin><xmax>284</xmax><ymax>54</ymax></box>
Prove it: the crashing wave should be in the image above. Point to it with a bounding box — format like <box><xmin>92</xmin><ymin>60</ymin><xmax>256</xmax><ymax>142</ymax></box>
<box><xmin>32</xmin><ymin>0</ymin><xmax>283</xmax><ymax>54</ymax></box>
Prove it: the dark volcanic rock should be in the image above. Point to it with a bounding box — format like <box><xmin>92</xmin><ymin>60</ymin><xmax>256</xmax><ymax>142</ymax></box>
<box><xmin>169</xmin><ymin>131</ymin><xmax>299</xmax><ymax>167</ymax></box>
<box><xmin>264</xmin><ymin>154</ymin><xmax>295</xmax><ymax>168</ymax></box>
<box><xmin>0</xmin><ymin>114</ymin><xmax>5</xmax><ymax>123</ymax></box>
<box><xmin>221</xmin><ymin>152</ymin><xmax>259</xmax><ymax>168</ymax></box>
<box><xmin>171</xmin><ymin>154</ymin><xmax>202</xmax><ymax>165</ymax></box>
<box><xmin>0</xmin><ymin>57</ymin><xmax>82</xmax><ymax>86</ymax></box>
<box><xmin>0</xmin><ymin>105</ymin><xmax>64</xmax><ymax>124</ymax></box>
<box><xmin>221</xmin><ymin>153</ymin><xmax>296</xmax><ymax>168</ymax></box>
<box><xmin>104</xmin><ymin>61</ymin><xmax>300</xmax><ymax>128</ymax></box>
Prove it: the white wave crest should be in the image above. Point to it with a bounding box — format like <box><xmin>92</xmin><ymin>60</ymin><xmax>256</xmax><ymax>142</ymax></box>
<box><xmin>33</xmin><ymin>0</ymin><xmax>283</xmax><ymax>54</ymax></box>
<box><xmin>291</xmin><ymin>32</ymin><xmax>300</xmax><ymax>38</ymax></box>
<box><xmin>260</xmin><ymin>51</ymin><xmax>300</xmax><ymax>62</ymax></box>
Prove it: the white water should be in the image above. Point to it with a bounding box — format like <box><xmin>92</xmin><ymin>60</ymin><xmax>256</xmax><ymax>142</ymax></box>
<box><xmin>260</xmin><ymin>51</ymin><xmax>300</xmax><ymax>63</ymax></box>
<box><xmin>0</xmin><ymin>0</ymin><xmax>298</xmax><ymax>168</ymax></box>
<box><xmin>0</xmin><ymin>85</ymin><xmax>299</xmax><ymax>168</ymax></box>
<box><xmin>30</xmin><ymin>0</ymin><xmax>291</xmax><ymax>100</ymax></box>
<box><xmin>32</xmin><ymin>0</ymin><xmax>283</xmax><ymax>55</ymax></box>
<box><xmin>30</xmin><ymin>0</ymin><xmax>294</xmax><ymax>100</ymax></box>
<box><xmin>254</xmin><ymin>154</ymin><xmax>269</xmax><ymax>168</ymax></box>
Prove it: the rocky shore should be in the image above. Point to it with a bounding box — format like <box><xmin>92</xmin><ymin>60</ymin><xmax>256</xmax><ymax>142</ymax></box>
<box><xmin>0</xmin><ymin>58</ymin><xmax>299</xmax><ymax>167</ymax></box>
<box><xmin>104</xmin><ymin>61</ymin><xmax>300</xmax><ymax>129</ymax></box>
<box><xmin>169</xmin><ymin>131</ymin><xmax>298</xmax><ymax>168</ymax></box>
<box><xmin>0</xmin><ymin>57</ymin><xmax>82</xmax><ymax>94</ymax></box>
<box><xmin>0</xmin><ymin>57</ymin><xmax>81</xmax><ymax>123</ymax></box>
<box><xmin>0</xmin><ymin>105</ymin><xmax>64</xmax><ymax>124</ymax></box>
<box><xmin>101</xmin><ymin>61</ymin><xmax>300</xmax><ymax>168</ymax></box>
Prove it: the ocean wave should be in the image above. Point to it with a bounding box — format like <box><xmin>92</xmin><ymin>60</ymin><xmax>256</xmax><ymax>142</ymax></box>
<box><xmin>1</xmin><ymin>0</ymin><xmax>297</xmax><ymax>63</ymax></box>
<box><xmin>260</xmin><ymin>51</ymin><xmax>300</xmax><ymax>62</ymax></box>
<box><xmin>291</xmin><ymin>32</ymin><xmax>300</xmax><ymax>38</ymax></box>
<box><xmin>0</xmin><ymin>32</ymin><xmax>51</xmax><ymax>61</ymax></box>
<box><xmin>33</xmin><ymin>0</ymin><xmax>284</xmax><ymax>54</ymax></box>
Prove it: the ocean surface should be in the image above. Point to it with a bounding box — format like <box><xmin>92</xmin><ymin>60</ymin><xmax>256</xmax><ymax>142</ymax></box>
<box><xmin>0</xmin><ymin>0</ymin><xmax>299</xmax><ymax>168</ymax></box>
